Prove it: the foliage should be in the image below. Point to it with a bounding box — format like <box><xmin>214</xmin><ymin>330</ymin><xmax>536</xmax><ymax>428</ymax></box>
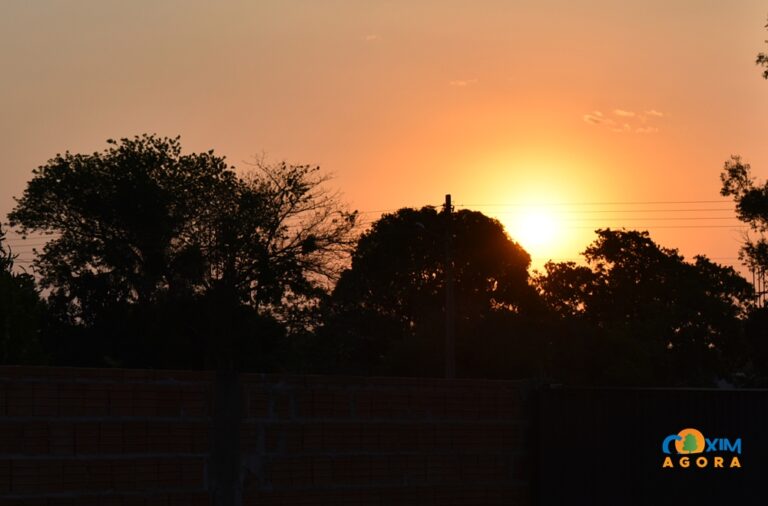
<box><xmin>8</xmin><ymin>135</ymin><xmax>357</xmax><ymax>368</ymax></box>
<box><xmin>9</xmin><ymin>135</ymin><xmax>234</xmax><ymax>322</ymax></box>
<box><xmin>757</xmin><ymin>17</ymin><xmax>768</xmax><ymax>79</ymax></box>
<box><xmin>319</xmin><ymin>206</ymin><xmax>539</xmax><ymax>377</ymax></box>
<box><xmin>741</xmin><ymin>307</ymin><xmax>768</xmax><ymax>385</ymax></box>
<box><xmin>0</xmin><ymin>227</ymin><xmax>45</xmax><ymax>364</ymax></box>
<box><xmin>732</xmin><ymin>19</ymin><xmax>768</xmax><ymax>268</ymax></box>
<box><xmin>720</xmin><ymin>155</ymin><xmax>768</xmax><ymax>271</ymax></box>
<box><xmin>536</xmin><ymin>229</ymin><xmax>753</xmax><ymax>386</ymax></box>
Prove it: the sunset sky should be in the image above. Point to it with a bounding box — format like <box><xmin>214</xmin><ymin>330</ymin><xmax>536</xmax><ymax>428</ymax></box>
<box><xmin>2</xmin><ymin>0</ymin><xmax>768</xmax><ymax>271</ymax></box>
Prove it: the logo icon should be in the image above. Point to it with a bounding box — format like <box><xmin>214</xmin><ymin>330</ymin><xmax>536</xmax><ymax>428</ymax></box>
<box><xmin>662</xmin><ymin>427</ymin><xmax>705</xmax><ymax>455</ymax></box>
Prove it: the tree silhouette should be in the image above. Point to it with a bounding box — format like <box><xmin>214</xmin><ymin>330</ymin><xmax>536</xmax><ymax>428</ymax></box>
<box><xmin>712</xmin><ymin>15</ymin><xmax>768</xmax><ymax>385</ymax></box>
<box><xmin>0</xmin><ymin>226</ymin><xmax>45</xmax><ymax>364</ymax></box>
<box><xmin>536</xmin><ymin>229</ymin><xmax>753</xmax><ymax>385</ymax></box>
<box><xmin>8</xmin><ymin>135</ymin><xmax>357</xmax><ymax>369</ymax></box>
<box><xmin>319</xmin><ymin>206</ymin><xmax>541</xmax><ymax>377</ymax></box>
<box><xmin>720</xmin><ymin>156</ymin><xmax>768</xmax><ymax>273</ymax></box>
<box><xmin>743</xmin><ymin>307</ymin><xmax>768</xmax><ymax>385</ymax></box>
<box><xmin>757</xmin><ymin>17</ymin><xmax>768</xmax><ymax>79</ymax></box>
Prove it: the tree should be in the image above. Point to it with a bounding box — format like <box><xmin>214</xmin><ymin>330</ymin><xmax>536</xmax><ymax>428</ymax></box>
<box><xmin>742</xmin><ymin>307</ymin><xmax>768</xmax><ymax>385</ymax></box>
<box><xmin>0</xmin><ymin>227</ymin><xmax>45</xmax><ymax>364</ymax></box>
<box><xmin>725</xmin><ymin>18</ymin><xmax>768</xmax><ymax>279</ymax></box>
<box><xmin>8</xmin><ymin>135</ymin><xmax>357</xmax><ymax>368</ymax></box>
<box><xmin>535</xmin><ymin>229</ymin><xmax>753</xmax><ymax>386</ymax></box>
<box><xmin>720</xmin><ymin>156</ymin><xmax>768</xmax><ymax>272</ymax></box>
<box><xmin>682</xmin><ymin>434</ymin><xmax>698</xmax><ymax>454</ymax></box>
<box><xmin>319</xmin><ymin>206</ymin><xmax>540</xmax><ymax>377</ymax></box>
<box><xmin>757</xmin><ymin>17</ymin><xmax>768</xmax><ymax>79</ymax></box>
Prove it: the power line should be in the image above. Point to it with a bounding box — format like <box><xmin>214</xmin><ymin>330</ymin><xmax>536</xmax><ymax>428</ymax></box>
<box><xmin>563</xmin><ymin>225</ymin><xmax>746</xmax><ymax>229</ymax></box>
<box><xmin>456</xmin><ymin>199</ymin><xmax>732</xmax><ymax>207</ymax></box>
<box><xmin>485</xmin><ymin>216</ymin><xmax>741</xmax><ymax>221</ymax></box>
<box><xmin>530</xmin><ymin>256</ymin><xmax>743</xmax><ymax>261</ymax></box>
<box><xmin>553</xmin><ymin>217</ymin><xmax>740</xmax><ymax>222</ymax></box>
<box><xmin>479</xmin><ymin>208</ymin><xmax>735</xmax><ymax>214</ymax></box>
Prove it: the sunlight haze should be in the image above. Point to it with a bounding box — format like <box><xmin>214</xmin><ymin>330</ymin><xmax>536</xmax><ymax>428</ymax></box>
<box><xmin>2</xmin><ymin>0</ymin><xmax>767</xmax><ymax>271</ymax></box>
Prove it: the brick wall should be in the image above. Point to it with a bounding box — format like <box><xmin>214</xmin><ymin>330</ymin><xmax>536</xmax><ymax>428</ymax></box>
<box><xmin>0</xmin><ymin>366</ymin><xmax>213</xmax><ymax>505</ymax></box>
<box><xmin>0</xmin><ymin>367</ymin><xmax>534</xmax><ymax>505</ymax></box>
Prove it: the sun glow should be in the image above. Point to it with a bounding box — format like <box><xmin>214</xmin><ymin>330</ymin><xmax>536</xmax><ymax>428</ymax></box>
<box><xmin>511</xmin><ymin>208</ymin><xmax>559</xmax><ymax>250</ymax></box>
<box><xmin>470</xmin><ymin>153</ymin><xmax>600</xmax><ymax>269</ymax></box>
<box><xmin>511</xmin><ymin>209</ymin><xmax>558</xmax><ymax>249</ymax></box>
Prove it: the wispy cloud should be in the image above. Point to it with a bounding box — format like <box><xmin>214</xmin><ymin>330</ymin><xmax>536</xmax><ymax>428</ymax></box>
<box><xmin>364</xmin><ymin>34</ymin><xmax>379</xmax><ymax>42</ymax></box>
<box><xmin>584</xmin><ymin>107</ymin><xmax>665</xmax><ymax>134</ymax></box>
<box><xmin>583</xmin><ymin>111</ymin><xmax>605</xmax><ymax>124</ymax></box>
<box><xmin>613</xmin><ymin>109</ymin><xmax>636</xmax><ymax>118</ymax></box>
<box><xmin>449</xmin><ymin>79</ymin><xmax>478</xmax><ymax>87</ymax></box>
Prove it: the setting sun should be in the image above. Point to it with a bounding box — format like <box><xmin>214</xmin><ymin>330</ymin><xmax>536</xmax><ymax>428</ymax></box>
<box><xmin>510</xmin><ymin>207</ymin><xmax>559</xmax><ymax>253</ymax></box>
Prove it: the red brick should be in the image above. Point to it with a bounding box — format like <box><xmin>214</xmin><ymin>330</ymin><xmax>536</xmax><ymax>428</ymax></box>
<box><xmin>76</xmin><ymin>424</ymin><xmax>102</xmax><ymax>454</ymax></box>
<box><xmin>245</xmin><ymin>389</ymin><xmax>270</xmax><ymax>418</ymax></box>
<box><xmin>123</xmin><ymin>422</ymin><xmax>149</xmax><ymax>453</ymax></box>
<box><xmin>49</xmin><ymin>422</ymin><xmax>75</xmax><ymax>455</ymax></box>
<box><xmin>0</xmin><ymin>367</ymin><xmax>534</xmax><ymax>505</ymax></box>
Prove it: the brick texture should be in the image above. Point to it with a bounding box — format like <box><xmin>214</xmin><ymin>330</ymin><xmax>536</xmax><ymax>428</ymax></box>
<box><xmin>0</xmin><ymin>367</ymin><xmax>534</xmax><ymax>505</ymax></box>
<box><xmin>239</xmin><ymin>374</ymin><xmax>534</xmax><ymax>505</ymax></box>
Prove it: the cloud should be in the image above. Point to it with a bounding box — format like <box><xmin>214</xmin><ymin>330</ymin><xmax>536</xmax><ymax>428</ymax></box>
<box><xmin>583</xmin><ymin>112</ymin><xmax>628</xmax><ymax>131</ymax></box>
<box><xmin>584</xmin><ymin>107</ymin><xmax>664</xmax><ymax>134</ymax></box>
<box><xmin>613</xmin><ymin>109</ymin><xmax>636</xmax><ymax>117</ymax></box>
<box><xmin>449</xmin><ymin>79</ymin><xmax>478</xmax><ymax>87</ymax></box>
<box><xmin>583</xmin><ymin>111</ymin><xmax>606</xmax><ymax>124</ymax></box>
<box><xmin>364</xmin><ymin>34</ymin><xmax>379</xmax><ymax>42</ymax></box>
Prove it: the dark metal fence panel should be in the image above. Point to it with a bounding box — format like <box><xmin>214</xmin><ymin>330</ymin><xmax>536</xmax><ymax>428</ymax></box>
<box><xmin>538</xmin><ymin>387</ymin><xmax>768</xmax><ymax>506</ymax></box>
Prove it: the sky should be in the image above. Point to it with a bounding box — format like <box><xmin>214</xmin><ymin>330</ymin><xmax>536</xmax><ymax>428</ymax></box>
<box><xmin>2</xmin><ymin>0</ymin><xmax>768</xmax><ymax>272</ymax></box>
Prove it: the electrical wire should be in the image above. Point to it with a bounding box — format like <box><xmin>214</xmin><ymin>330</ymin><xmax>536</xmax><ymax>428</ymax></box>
<box><xmin>2</xmin><ymin>199</ymin><xmax>756</xmax><ymax>268</ymax></box>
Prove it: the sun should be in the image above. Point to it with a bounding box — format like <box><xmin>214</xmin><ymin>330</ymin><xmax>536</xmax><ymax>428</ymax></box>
<box><xmin>472</xmin><ymin>155</ymin><xmax>595</xmax><ymax>267</ymax></box>
<box><xmin>507</xmin><ymin>207</ymin><xmax>561</xmax><ymax>257</ymax></box>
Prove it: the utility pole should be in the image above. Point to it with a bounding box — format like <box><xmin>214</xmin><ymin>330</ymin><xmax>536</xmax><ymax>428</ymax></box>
<box><xmin>444</xmin><ymin>194</ymin><xmax>456</xmax><ymax>378</ymax></box>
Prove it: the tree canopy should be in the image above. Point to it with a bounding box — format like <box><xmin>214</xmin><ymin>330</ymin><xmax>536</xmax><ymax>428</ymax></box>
<box><xmin>319</xmin><ymin>206</ymin><xmax>540</xmax><ymax>377</ymax></box>
<box><xmin>8</xmin><ymin>135</ymin><xmax>357</xmax><ymax>368</ymax></box>
<box><xmin>536</xmin><ymin>229</ymin><xmax>753</xmax><ymax>385</ymax></box>
<box><xmin>720</xmin><ymin>155</ymin><xmax>768</xmax><ymax>271</ymax></box>
<box><xmin>0</xmin><ymin>227</ymin><xmax>44</xmax><ymax>364</ymax></box>
<box><xmin>757</xmin><ymin>17</ymin><xmax>768</xmax><ymax>79</ymax></box>
<box><xmin>9</xmin><ymin>135</ymin><xmax>234</xmax><ymax>321</ymax></box>
<box><xmin>3</xmin><ymin>134</ymin><xmax>761</xmax><ymax>385</ymax></box>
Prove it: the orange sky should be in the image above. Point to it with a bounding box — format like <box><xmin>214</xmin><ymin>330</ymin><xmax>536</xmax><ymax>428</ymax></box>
<box><xmin>2</xmin><ymin>1</ymin><xmax>768</xmax><ymax>271</ymax></box>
